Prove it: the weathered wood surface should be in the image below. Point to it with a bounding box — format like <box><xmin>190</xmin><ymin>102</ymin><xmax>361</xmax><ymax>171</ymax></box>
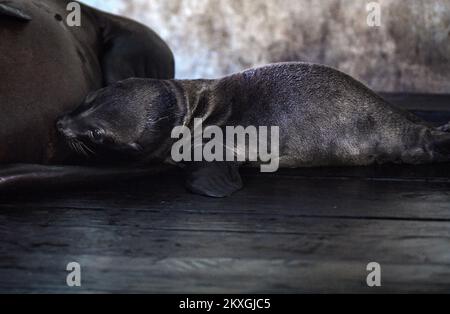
<box><xmin>0</xmin><ymin>94</ymin><xmax>449</xmax><ymax>293</ymax></box>
<box><xmin>382</xmin><ymin>93</ymin><xmax>450</xmax><ymax>125</ymax></box>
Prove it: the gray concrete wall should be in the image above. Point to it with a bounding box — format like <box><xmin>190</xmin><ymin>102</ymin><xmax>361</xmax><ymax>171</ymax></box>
<box><xmin>83</xmin><ymin>0</ymin><xmax>450</xmax><ymax>93</ymax></box>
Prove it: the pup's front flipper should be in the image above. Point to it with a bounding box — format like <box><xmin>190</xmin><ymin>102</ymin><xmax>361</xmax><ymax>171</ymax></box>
<box><xmin>184</xmin><ymin>162</ymin><xmax>243</xmax><ymax>198</ymax></box>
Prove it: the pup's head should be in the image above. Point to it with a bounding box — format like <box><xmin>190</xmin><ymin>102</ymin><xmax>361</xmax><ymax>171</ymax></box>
<box><xmin>57</xmin><ymin>78</ymin><xmax>178</xmax><ymax>157</ymax></box>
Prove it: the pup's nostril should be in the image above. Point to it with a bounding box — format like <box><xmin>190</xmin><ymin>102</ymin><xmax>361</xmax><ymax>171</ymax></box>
<box><xmin>56</xmin><ymin>120</ymin><xmax>75</xmax><ymax>139</ymax></box>
<box><xmin>56</xmin><ymin>120</ymin><xmax>65</xmax><ymax>132</ymax></box>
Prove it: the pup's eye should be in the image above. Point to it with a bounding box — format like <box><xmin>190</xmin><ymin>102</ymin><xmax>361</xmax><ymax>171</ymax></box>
<box><xmin>91</xmin><ymin>129</ymin><xmax>104</xmax><ymax>141</ymax></box>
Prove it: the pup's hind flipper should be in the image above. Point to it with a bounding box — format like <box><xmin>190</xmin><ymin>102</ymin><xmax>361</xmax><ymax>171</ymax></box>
<box><xmin>432</xmin><ymin>133</ymin><xmax>450</xmax><ymax>158</ymax></box>
<box><xmin>0</xmin><ymin>2</ymin><xmax>32</xmax><ymax>21</ymax></box>
<box><xmin>437</xmin><ymin>123</ymin><xmax>450</xmax><ymax>133</ymax></box>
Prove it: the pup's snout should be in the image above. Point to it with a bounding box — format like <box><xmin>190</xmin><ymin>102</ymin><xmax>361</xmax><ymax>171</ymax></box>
<box><xmin>56</xmin><ymin>120</ymin><xmax>65</xmax><ymax>132</ymax></box>
<box><xmin>56</xmin><ymin>118</ymin><xmax>75</xmax><ymax>138</ymax></box>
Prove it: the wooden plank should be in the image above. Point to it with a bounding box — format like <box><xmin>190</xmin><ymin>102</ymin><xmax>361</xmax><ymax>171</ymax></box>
<box><xmin>1</xmin><ymin>228</ymin><xmax>450</xmax><ymax>293</ymax></box>
<box><xmin>382</xmin><ymin>93</ymin><xmax>450</xmax><ymax>124</ymax></box>
<box><xmin>1</xmin><ymin>201</ymin><xmax>450</xmax><ymax>293</ymax></box>
<box><xmin>2</xmin><ymin>211</ymin><xmax>450</xmax><ymax>264</ymax></box>
<box><xmin>1</xmin><ymin>254</ymin><xmax>450</xmax><ymax>293</ymax></box>
<box><xmin>246</xmin><ymin>163</ymin><xmax>450</xmax><ymax>180</ymax></box>
<box><xmin>381</xmin><ymin>93</ymin><xmax>450</xmax><ymax>112</ymax></box>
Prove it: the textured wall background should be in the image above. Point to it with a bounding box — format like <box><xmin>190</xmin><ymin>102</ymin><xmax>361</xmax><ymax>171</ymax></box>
<box><xmin>82</xmin><ymin>0</ymin><xmax>450</xmax><ymax>93</ymax></box>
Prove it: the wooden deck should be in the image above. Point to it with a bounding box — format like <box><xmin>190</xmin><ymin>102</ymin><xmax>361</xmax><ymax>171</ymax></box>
<box><xmin>0</xmin><ymin>94</ymin><xmax>450</xmax><ymax>293</ymax></box>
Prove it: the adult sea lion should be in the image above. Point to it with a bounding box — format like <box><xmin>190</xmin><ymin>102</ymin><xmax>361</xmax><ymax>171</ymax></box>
<box><xmin>0</xmin><ymin>0</ymin><xmax>174</xmax><ymax>191</ymax></box>
<box><xmin>57</xmin><ymin>62</ymin><xmax>450</xmax><ymax>197</ymax></box>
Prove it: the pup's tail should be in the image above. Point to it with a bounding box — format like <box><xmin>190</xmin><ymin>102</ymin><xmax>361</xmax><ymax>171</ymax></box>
<box><xmin>431</xmin><ymin>127</ymin><xmax>450</xmax><ymax>160</ymax></box>
<box><xmin>0</xmin><ymin>164</ymin><xmax>173</xmax><ymax>194</ymax></box>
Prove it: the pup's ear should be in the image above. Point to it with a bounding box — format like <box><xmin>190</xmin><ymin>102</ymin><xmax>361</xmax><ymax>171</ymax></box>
<box><xmin>99</xmin><ymin>15</ymin><xmax>175</xmax><ymax>85</ymax></box>
<box><xmin>0</xmin><ymin>1</ymin><xmax>32</xmax><ymax>21</ymax></box>
<box><xmin>69</xmin><ymin>89</ymin><xmax>102</xmax><ymax>116</ymax></box>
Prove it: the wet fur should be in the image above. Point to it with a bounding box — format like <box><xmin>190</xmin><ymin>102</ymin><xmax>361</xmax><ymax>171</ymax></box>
<box><xmin>61</xmin><ymin>62</ymin><xmax>450</xmax><ymax>170</ymax></box>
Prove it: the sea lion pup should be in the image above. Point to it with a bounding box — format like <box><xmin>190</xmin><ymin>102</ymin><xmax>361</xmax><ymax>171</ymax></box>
<box><xmin>57</xmin><ymin>62</ymin><xmax>450</xmax><ymax>197</ymax></box>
